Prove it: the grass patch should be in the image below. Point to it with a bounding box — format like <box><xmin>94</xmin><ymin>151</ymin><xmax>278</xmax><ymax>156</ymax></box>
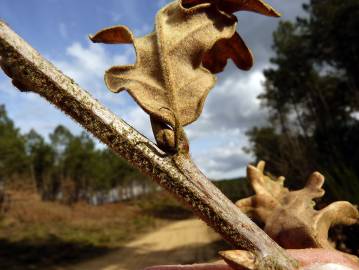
<box><xmin>0</xmin><ymin>189</ymin><xmax>166</xmax><ymax>269</ymax></box>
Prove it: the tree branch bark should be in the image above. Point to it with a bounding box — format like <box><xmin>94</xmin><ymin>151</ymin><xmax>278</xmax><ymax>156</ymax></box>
<box><xmin>0</xmin><ymin>20</ymin><xmax>297</xmax><ymax>270</ymax></box>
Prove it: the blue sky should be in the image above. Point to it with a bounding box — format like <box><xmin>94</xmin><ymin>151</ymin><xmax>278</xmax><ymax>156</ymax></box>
<box><xmin>0</xmin><ymin>0</ymin><xmax>307</xmax><ymax>179</ymax></box>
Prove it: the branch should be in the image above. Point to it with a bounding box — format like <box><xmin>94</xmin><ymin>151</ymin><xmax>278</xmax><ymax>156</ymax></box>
<box><xmin>0</xmin><ymin>21</ymin><xmax>297</xmax><ymax>270</ymax></box>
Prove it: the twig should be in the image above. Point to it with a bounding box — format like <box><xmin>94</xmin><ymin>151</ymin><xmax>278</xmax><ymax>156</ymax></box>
<box><xmin>0</xmin><ymin>20</ymin><xmax>297</xmax><ymax>270</ymax></box>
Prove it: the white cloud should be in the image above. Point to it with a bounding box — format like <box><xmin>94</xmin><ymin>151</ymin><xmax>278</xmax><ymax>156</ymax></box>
<box><xmin>187</xmin><ymin>68</ymin><xmax>267</xmax><ymax>140</ymax></box>
<box><xmin>55</xmin><ymin>42</ymin><xmax>125</xmax><ymax>83</ymax></box>
<box><xmin>193</xmin><ymin>139</ymin><xmax>252</xmax><ymax>179</ymax></box>
<box><xmin>52</xmin><ymin>41</ymin><xmax>134</xmax><ymax>107</ymax></box>
<box><xmin>0</xmin><ymin>73</ymin><xmax>81</xmax><ymax>137</ymax></box>
<box><xmin>121</xmin><ymin>106</ymin><xmax>154</xmax><ymax>140</ymax></box>
<box><xmin>209</xmin><ymin>69</ymin><xmax>266</xmax><ymax>125</ymax></box>
<box><xmin>1</xmin><ymin>40</ymin><xmax>137</xmax><ymax>139</ymax></box>
<box><xmin>50</xmin><ymin>40</ymin><xmax>156</xmax><ymax>141</ymax></box>
<box><xmin>184</xmin><ymin>67</ymin><xmax>268</xmax><ymax>178</ymax></box>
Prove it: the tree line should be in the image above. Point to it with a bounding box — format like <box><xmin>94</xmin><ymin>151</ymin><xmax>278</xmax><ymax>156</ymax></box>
<box><xmin>246</xmin><ymin>0</ymin><xmax>359</xmax><ymax>204</ymax></box>
<box><xmin>0</xmin><ymin>105</ymin><xmax>153</xmax><ymax>204</ymax></box>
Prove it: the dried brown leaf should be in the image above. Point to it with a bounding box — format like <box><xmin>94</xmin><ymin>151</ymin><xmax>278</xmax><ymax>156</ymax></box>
<box><xmin>236</xmin><ymin>161</ymin><xmax>359</xmax><ymax>249</ymax></box>
<box><xmin>202</xmin><ymin>33</ymin><xmax>253</xmax><ymax>73</ymax></box>
<box><xmin>90</xmin><ymin>0</ymin><xmax>279</xmax><ymax>152</ymax></box>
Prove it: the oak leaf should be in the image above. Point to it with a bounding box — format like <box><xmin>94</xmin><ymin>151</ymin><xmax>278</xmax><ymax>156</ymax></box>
<box><xmin>236</xmin><ymin>161</ymin><xmax>359</xmax><ymax>250</ymax></box>
<box><xmin>90</xmin><ymin>0</ymin><xmax>279</xmax><ymax>152</ymax></box>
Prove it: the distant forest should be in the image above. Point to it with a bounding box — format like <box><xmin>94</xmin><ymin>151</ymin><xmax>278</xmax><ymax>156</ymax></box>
<box><xmin>0</xmin><ymin>103</ymin><xmax>254</xmax><ymax>205</ymax></box>
<box><xmin>0</xmin><ymin>104</ymin><xmax>154</xmax><ymax>204</ymax></box>
<box><xmin>246</xmin><ymin>0</ymin><xmax>359</xmax><ymax>204</ymax></box>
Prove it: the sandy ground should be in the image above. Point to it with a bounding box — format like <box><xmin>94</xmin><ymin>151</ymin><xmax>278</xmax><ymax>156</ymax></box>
<box><xmin>61</xmin><ymin>218</ymin><xmax>225</xmax><ymax>270</ymax></box>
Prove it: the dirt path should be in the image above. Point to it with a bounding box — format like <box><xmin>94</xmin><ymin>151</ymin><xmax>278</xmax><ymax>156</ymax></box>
<box><xmin>63</xmin><ymin>218</ymin><xmax>226</xmax><ymax>270</ymax></box>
